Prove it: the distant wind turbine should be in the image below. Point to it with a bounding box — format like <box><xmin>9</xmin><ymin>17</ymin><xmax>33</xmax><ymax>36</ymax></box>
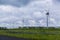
<box><xmin>46</xmin><ymin>11</ymin><xmax>49</xmax><ymax>28</ymax></box>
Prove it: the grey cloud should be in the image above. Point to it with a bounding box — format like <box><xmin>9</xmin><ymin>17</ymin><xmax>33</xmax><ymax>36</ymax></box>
<box><xmin>0</xmin><ymin>0</ymin><xmax>60</xmax><ymax>28</ymax></box>
<box><xmin>0</xmin><ymin>0</ymin><xmax>30</xmax><ymax>7</ymax></box>
<box><xmin>53</xmin><ymin>0</ymin><xmax>60</xmax><ymax>5</ymax></box>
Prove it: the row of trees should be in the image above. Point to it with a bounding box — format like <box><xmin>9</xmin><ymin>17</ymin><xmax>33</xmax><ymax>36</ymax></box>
<box><xmin>0</xmin><ymin>27</ymin><xmax>7</xmax><ymax>30</ymax></box>
<box><xmin>18</xmin><ymin>27</ymin><xmax>56</xmax><ymax>29</ymax></box>
<box><xmin>0</xmin><ymin>26</ymin><xmax>59</xmax><ymax>30</ymax></box>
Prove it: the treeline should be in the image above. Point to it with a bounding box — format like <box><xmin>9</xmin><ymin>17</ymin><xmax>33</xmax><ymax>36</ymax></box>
<box><xmin>0</xmin><ymin>27</ymin><xmax>7</xmax><ymax>30</ymax></box>
<box><xmin>0</xmin><ymin>26</ymin><xmax>59</xmax><ymax>30</ymax></box>
<box><xmin>18</xmin><ymin>27</ymin><xmax>57</xmax><ymax>29</ymax></box>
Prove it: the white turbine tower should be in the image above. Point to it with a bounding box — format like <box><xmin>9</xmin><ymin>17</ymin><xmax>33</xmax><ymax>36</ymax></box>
<box><xmin>46</xmin><ymin>11</ymin><xmax>49</xmax><ymax>28</ymax></box>
<box><xmin>45</xmin><ymin>0</ymin><xmax>52</xmax><ymax>28</ymax></box>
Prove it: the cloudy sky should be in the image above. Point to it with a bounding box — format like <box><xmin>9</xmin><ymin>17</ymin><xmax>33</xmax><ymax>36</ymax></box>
<box><xmin>0</xmin><ymin>0</ymin><xmax>60</xmax><ymax>28</ymax></box>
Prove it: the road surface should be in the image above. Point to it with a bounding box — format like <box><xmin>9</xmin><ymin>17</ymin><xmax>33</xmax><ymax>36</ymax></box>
<box><xmin>0</xmin><ymin>35</ymin><xmax>31</xmax><ymax>40</ymax></box>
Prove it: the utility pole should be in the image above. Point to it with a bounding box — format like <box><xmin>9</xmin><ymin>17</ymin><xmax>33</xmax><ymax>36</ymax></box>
<box><xmin>46</xmin><ymin>12</ymin><xmax>49</xmax><ymax>28</ymax></box>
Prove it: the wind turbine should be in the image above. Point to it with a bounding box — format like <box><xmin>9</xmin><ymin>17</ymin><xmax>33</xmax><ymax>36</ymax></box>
<box><xmin>22</xmin><ymin>19</ymin><xmax>24</xmax><ymax>27</ymax></box>
<box><xmin>44</xmin><ymin>9</ymin><xmax>50</xmax><ymax>28</ymax></box>
<box><xmin>46</xmin><ymin>11</ymin><xmax>49</xmax><ymax>28</ymax></box>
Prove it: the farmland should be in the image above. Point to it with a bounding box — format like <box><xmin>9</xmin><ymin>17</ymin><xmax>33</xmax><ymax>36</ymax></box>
<box><xmin>0</xmin><ymin>27</ymin><xmax>60</xmax><ymax>40</ymax></box>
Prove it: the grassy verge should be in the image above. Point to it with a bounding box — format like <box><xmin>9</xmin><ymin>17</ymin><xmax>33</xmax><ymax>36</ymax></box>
<box><xmin>0</xmin><ymin>27</ymin><xmax>60</xmax><ymax>40</ymax></box>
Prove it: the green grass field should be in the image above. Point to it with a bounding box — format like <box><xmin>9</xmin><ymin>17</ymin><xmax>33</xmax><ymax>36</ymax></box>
<box><xmin>0</xmin><ymin>27</ymin><xmax>60</xmax><ymax>40</ymax></box>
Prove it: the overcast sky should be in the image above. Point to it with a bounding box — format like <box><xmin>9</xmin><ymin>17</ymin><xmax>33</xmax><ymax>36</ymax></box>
<box><xmin>0</xmin><ymin>0</ymin><xmax>60</xmax><ymax>28</ymax></box>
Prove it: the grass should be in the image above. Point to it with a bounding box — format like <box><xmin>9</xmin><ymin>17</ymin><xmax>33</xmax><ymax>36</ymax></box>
<box><xmin>0</xmin><ymin>27</ymin><xmax>60</xmax><ymax>40</ymax></box>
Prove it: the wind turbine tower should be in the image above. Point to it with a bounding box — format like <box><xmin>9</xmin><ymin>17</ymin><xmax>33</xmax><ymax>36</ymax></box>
<box><xmin>46</xmin><ymin>12</ymin><xmax>49</xmax><ymax>28</ymax></box>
